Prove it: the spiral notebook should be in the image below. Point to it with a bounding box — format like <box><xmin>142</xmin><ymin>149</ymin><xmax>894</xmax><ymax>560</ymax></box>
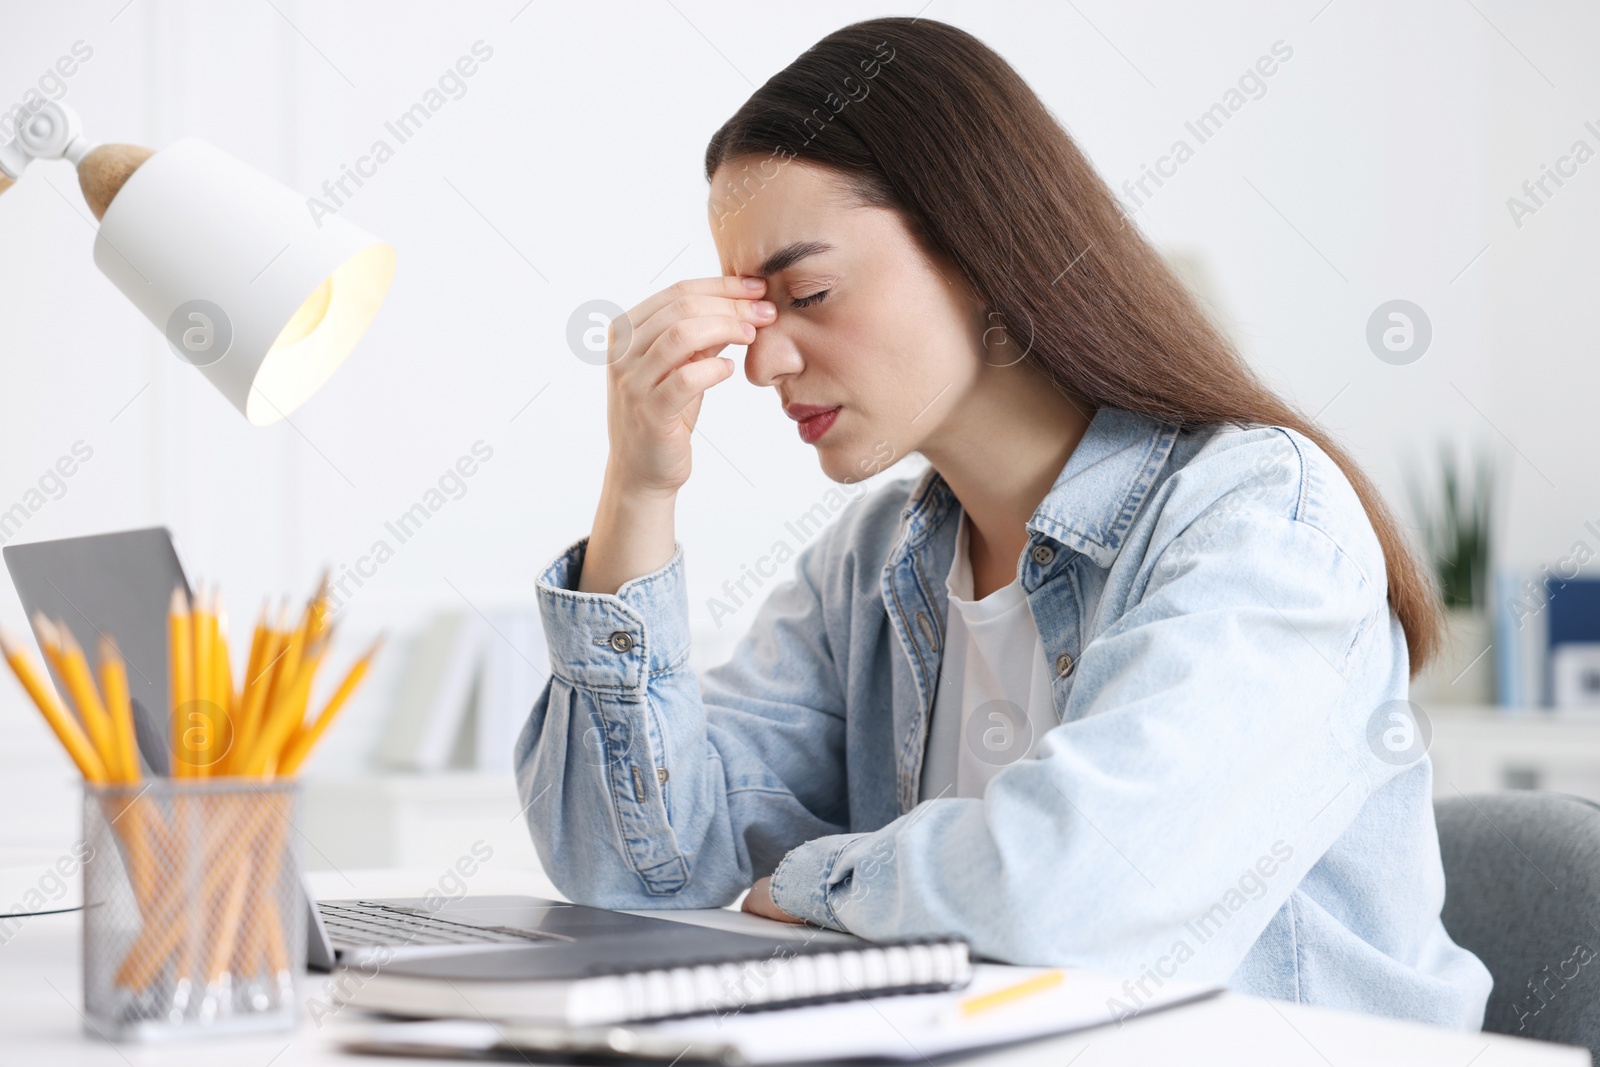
<box><xmin>341</xmin><ymin>965</ymin><xmax>1223</xmax><ymax>1064</ymax></box>
<box><xmin>333</xmin><ymin>917</ymin><xmax>972</xmax><ymax>1028</ymax></box>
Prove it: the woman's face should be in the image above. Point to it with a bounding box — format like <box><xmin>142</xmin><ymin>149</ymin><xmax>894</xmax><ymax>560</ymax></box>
<box><xmin>708</xmin><ymin>157</ymin><xmax>988</xmax><ymax>484</ymax></box>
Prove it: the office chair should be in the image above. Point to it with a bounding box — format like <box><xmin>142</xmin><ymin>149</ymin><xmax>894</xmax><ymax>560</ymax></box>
<box><xmin>1435</xmin><ymin>791</ymin><xmax>1600</xmax><ymax>1057</ymax></box>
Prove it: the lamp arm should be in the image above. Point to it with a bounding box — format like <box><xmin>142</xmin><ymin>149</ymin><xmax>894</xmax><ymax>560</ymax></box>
<box><xmin>0</xmin><ymin>100</ymin><xmax>152</xmax><ymax>220</ymax></box>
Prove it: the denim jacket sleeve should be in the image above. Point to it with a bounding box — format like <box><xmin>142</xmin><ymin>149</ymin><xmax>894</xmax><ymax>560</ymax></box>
<box><xmin>766</xmin><ymin>455</ymin><xmax>1403</xmax><ymax>980</ymax></box>
<box><xmin>514</xmin><ymin>531</ymin><xmax>848</xmax><ymax>905</ymax></box>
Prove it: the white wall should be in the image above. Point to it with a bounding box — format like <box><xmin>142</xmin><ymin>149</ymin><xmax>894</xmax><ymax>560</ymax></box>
<box><xmin>0</xmin><ymin>1</ymin><xmax>1594</xmax><ymax>858</ymax></box>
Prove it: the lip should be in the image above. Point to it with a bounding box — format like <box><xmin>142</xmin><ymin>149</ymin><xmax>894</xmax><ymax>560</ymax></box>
<box><xmin>784</xmin><ymin>404</ymin><xmax>838</xmax><ymax>422</ymax></box>
<box><xmin>790</xmin><ymin>405</ymin><xmax>841</xmax><ymax>445</ymax></box>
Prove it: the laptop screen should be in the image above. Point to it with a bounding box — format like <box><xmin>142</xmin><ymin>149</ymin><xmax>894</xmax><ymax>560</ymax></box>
<box><xmin>3</xmin><ymin>526</ymin><xmax>191</xmax><ymax>775</ymax></box>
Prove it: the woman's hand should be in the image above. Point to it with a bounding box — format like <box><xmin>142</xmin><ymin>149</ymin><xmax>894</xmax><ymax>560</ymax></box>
<box><xmin>604</xmin><ymin>275</ymin><xmax>776</xmax><ymax>498</ymax></box>
<box><xmin>741</xmin><ymin>876</ymin><xmax>806</xmax><ymax>924</ymax></box>
<box><xmin>576</xmin><ymin>275</ymin><xmax>775</xmax><ymax>595</ymax></box>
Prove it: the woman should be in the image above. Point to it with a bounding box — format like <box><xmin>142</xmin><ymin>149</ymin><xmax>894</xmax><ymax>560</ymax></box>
<box><xmin>515</xmin><ymin>16</ymin><xmax>1492</xmax><ymax>1029</ymax></box>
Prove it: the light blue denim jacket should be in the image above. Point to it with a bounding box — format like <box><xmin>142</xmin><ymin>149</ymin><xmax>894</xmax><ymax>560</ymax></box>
<box><xmin>515</xmin><ymin>406</ymin><xmax>1493</xmax><ymax>1030</ymax></box>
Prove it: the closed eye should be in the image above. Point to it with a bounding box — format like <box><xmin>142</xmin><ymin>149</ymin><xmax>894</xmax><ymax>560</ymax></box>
<box><xmin>788</xmin><ymin>289</ymin><xmax>830</xmax><ymax>310</ymax></box>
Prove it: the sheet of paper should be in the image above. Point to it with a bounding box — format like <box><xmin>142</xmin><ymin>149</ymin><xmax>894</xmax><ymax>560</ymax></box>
<box><xmin>633</xmin><ymin>964</ymin><xmax>1218</xmax><ymax>1061</ymax></box>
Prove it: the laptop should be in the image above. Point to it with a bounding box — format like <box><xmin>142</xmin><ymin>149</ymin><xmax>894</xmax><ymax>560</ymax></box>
<box><xmin>3</xmin><ymin>526</ymin><xmax>190</xmax><ymax>775</ymax></box>
<box><xmin>3</xmin><ymin>527</ymin><xmax>922</xmax><ymax>990</ymax></box>
<box><xmin>304</xmin><ymin>891</ymin><xmax>868</xmax><ymax>972</ymax></box>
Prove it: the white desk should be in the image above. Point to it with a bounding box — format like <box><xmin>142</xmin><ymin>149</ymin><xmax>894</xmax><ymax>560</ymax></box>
<box><xmin>0</xmin><ymin>867</ymin><xmax>1586</xmax><ymax>1066</ymax></box>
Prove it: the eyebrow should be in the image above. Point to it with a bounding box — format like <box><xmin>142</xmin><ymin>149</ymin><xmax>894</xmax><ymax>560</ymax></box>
<box><xmin>745</xmin><ymin>240</ymin><xmax>834</xmax><ymax>279</ymax></box>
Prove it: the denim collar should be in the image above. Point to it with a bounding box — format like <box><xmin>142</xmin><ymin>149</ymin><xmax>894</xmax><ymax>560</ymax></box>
<box><xmin>898</xmin><ymin>406</ymin><xmax>1180</xmax><ymax>569</ymax></box>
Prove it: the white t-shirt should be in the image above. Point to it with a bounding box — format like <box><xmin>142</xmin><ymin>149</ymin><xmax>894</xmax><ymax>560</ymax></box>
<box><xmin>918</xmin><ymin>509</ymin><xmax>1061</xmax><ymax>801</ymax></box>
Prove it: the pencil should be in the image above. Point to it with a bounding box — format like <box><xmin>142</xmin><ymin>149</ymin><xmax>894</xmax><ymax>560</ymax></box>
<box><xmin>257</xmin><ymin>604</ymin><xmax>300</xmax><ymax>745</ymax></box>
<box><xmin>96</xmin><ymin>636</ymin><xmax>139</xmax><ymax>782</ymax></box>
<box><xmin>242</xmin><ymin>605</ymin><xmax>268</xmax><ymax>695</ymax></box>
<box><xmin>94</xmin><ymin>635</ymin><xmax>166</xmax><ymax>912</ymax></box>
<box><xmin>169</xmin><ymin>587</ymin><xmax>193</xmax><ymax>778</ymax></box>
<box><xmin>192</xmin><ymin>586</ymin><xmax>215</xmax><ymax>775</ymax></box>
<box><xmin>232</xmin><ymin>610</ymin><xmax>283</xmax><ymax>776</ymax></box>
<box><xmin>244</xmin><ymin>611</ymin><xmax>310</xmax><ymax>774</ymax></box>
<box><xmin>32</xmin><ymin>614</ymin><xmax>116</xmax><ymax>771</ymax></box>
<box><xmin>225</xmin><ymin>606</ymin><xmax>269</xmax><ymax>775</ymax></box>
<box><xmin>241</xmin><ymin>631</ymin><xmax>326</xmax><ymax>777</ymax></box>
<box><xmin>214</xmin><ymin>596</ymin><xmax>235</xmax><ymax>774</ymax></box>
<box><xmin>277</xmin><ymin>634</ymin><xmax>382</xmax><ymax>775</ymax></box>
<box><xmin>304</xmin><ymin>570</ymin><xmax>331</xmax><ymax>643</ymax></box>
<box><xmin>254</xmin><ymin>814</ymin><xmax>294</xmax><ymax>998</ymax></box>
<box><xmin>206</xmin><ymin>840</ymin><xmax>253</xmax><ymax>983</ymax></box>
<box><xmin>0</xmin><ymin>628</ymin><xmax>108</xmax><ymax>782</ymax></box>
<box><xmin>33</xmin><ymin>615</ymin><xmax>118</xmax><ymax>774</ymax></box>
<box><xmin>958</xmin><ymin>968</ymin><xmax>1065</xmax><ymax>1017</ymax></box>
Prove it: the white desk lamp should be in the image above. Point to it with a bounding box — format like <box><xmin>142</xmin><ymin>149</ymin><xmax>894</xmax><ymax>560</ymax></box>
<box><xmin>0</xmin><ymin>101</ymin><xmax>395</xmax><ymax>426</ymax></box>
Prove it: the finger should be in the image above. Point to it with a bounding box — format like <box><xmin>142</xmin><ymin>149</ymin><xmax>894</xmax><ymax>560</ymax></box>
<box><xmin>615</xmin><ymin>277</ymin><xmax>767</xmax><ymax>359</ymax></box>
<box><xmin>647</xmin><ymin>352</ymin><xmax>736</xmax><ymax>422</ymax></box>
<box><xmin>637</xmin><ymin>316</ymin><xmax>753</xmax><ymax>388</ymax></box>
<box><xmin>626</xmin><ymin>293</ymin><xmax>774</xmax><ymax>364</ymax></box>
<box><xmin>631</xmin><ymin>276</ymin><xmax>766</xmax><ymax>326</ymax></box>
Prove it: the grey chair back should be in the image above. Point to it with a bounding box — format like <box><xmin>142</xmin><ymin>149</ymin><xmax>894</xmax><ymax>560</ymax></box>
<box><xmin>1435</xmin><ymin>791</ymin><xmax>1600</xmax><ymax>1056</ymax></box>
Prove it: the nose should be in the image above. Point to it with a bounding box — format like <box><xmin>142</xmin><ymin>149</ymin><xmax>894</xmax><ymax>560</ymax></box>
<box><xmin>742</xmin><ymin>315</ymin><xmax>802</xmax><ymax>389</ymax></box>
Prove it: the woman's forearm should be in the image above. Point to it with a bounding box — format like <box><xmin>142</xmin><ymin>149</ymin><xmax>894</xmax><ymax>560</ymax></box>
<box><xmin>577</xmin><ymin>464</ymin><xmax>678</xmax><ymax>595</ymax></box>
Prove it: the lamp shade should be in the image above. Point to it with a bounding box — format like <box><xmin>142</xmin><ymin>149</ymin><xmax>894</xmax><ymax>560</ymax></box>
<box><xmin>92</xmin><ymin>137</ymin><xmax>395</xmax><ymax>426</ymax></box>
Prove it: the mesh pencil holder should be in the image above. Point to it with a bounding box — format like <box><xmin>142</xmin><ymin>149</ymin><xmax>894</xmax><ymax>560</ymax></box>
<box><xmin>82</xmin><ymin>778</ymin><xmax>306</xmax><ymax>1041</ymax></box>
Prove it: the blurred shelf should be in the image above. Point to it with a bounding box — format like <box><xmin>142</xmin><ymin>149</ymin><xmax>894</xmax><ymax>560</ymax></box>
<box><xmin>299</xmin><ymin>771</ymin><xmax>543</xmax><ymax>873</ymax></box>
<box><xmin>1429</xmin><ymin>703</ymin><xmax>1600</xmax><ymax>801</ymax></box>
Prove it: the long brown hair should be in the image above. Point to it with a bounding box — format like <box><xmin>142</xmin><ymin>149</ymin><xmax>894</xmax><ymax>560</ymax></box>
<box><xmin>704</xmin><ymin>17</ymin><xmax>1441</xmax><ymax>676</ymax></box>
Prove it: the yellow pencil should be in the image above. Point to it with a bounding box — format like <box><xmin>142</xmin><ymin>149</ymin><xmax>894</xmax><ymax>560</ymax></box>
<box><xmin>192</xmin><ymin>586</ymin><xmax>215</xmax><ymax>775</ymax></box>
<box><xmin>256</xmin><ymin>604</ymin><xmax>299</xmax><ymax>744</ymax></box>
<box><xmin>96</xmin><ymin>636</ymin><xmax>139</xmax><ymax>782</ymax></box>
<box><xmin>222</xmin><ymin>609</ymin><xmax>258</xmax><ymax>774</ymax></box>
<box><xmin>206</xmin><ymin>853</ymin><xmax>253</xmax><ymax>982</ymax></box>
<box><xmin>94</xmin><ymin>634</ymin><xmax>165</xmax><ymax>912</ymax></box>
<box><xmin>224</xmin><ymin>606</ymin><xmax>268</xmax><ymax>775</ymax></box>
<box><xmin>232</xmin><ymin>609</ymin><xmax>283</xmax><ymax>776</ymax></box>
<box><xmin>32</xmin><ymin>617</ymin><xmax>116</xmax><ymax>770</ymax></box>
<box><xmin>242</xmin><ymin>604</ymin><xmax>268</xmax><ymax>691</ymax></box>
<box><xmin>958</xmin><ymin>969</ymin><xmax>1065</xmax><ymax>1017</ymax></box>
<box><xmin>0</xmin><ymin>628</ymin><xmax>108</xmax><ymax>782</ymax></box>
<box><xmin>169</xmin><ymin>587</ymin><xmax>193</xmax><ymax>778</ymax></box>
<box><xmin>214</xmin><ymin>595</ymin><xmax>236</xmax><ymax>774</ymax></box>
<box><xmin>33</xmin><ymin>615</ymin><xmax>118</xmax><ymax>773</ymax></box>
<box><xmin>242</xmin><ymin>631</ymin><xmax>325</xmax><ymax>777</ymax></box>
<box><xmin>243</xmin><ymin>811</ymin><xmax>292</xmax><ymax>987</ymax></box>
<box><xmin>304</xmin><ymin>569</ymin><xmax>331</xmax><ymax>642</ymax></box>
<box><xmin>278</xmin><ymin>634</ymin><xmax>382</xmax><ymax>776</ymax></box>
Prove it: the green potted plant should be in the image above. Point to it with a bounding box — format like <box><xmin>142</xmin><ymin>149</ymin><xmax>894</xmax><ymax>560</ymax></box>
<box><xmin>1404</xmin><ymin>439</ymin><xmax>1498</xmax><ymax>704</ymax></box>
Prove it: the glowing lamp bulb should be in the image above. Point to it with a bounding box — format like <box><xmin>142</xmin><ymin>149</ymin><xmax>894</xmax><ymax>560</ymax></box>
<box><xmin>273</xmin><ymin>276</ymin><xmax>335</xmax><ymax>349</ymax></box>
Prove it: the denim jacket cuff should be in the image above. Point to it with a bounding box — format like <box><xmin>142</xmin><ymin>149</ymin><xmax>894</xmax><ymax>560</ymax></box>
<box><xmin>769</xmin><ymin>833</ymin><xmax>858</xmax><ymax>931</ymax></box>
<box><xmin>535</xmin><ymin>534</ymin><xmax>692</xmax><ymax>699</ymax></box>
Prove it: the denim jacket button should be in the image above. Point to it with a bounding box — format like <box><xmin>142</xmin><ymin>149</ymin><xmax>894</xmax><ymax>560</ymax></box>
<box><xmin>1031</xmin><ymin>544</ymin><xmax>1055</xmax><ymax>566</ymax></box>
<box><xmin>608</xmin><ymin>631</ymin><xmax>634</xmax><ymax>653</ymax></box>
<box><xmin>1055</xmin><ymin>651</ymin><xmax>1075</xmax><ymax>677</ymax></box>
<box><xmin>656</xmin><ymin>766</ymin><xmax>669</xmax><ymax>784</ymax></box>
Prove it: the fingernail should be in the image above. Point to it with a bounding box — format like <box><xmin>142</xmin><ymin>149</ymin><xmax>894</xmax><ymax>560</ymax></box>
<box><xmin>742</xmin><ymin>276</ymin><xmax>765</xmax><ymax>290</ymax></box>
<box><xmin>753</xmin><ymin>301</ymin><xmax>775</xmax><ymax>317</ymax></box>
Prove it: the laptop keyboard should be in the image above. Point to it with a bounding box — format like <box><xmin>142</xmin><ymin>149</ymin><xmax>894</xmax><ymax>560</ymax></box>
<box><xmin>319</xmin><ymin>901</ymin><xmax>564</xmax><ymax>947</ymax></box>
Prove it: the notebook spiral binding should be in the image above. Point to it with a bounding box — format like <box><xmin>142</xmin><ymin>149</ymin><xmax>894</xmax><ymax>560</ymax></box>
<box><xmin>568</xmin><ymin>938</ymin><xmax>973</xmax><ymax>1028</ymax></box>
